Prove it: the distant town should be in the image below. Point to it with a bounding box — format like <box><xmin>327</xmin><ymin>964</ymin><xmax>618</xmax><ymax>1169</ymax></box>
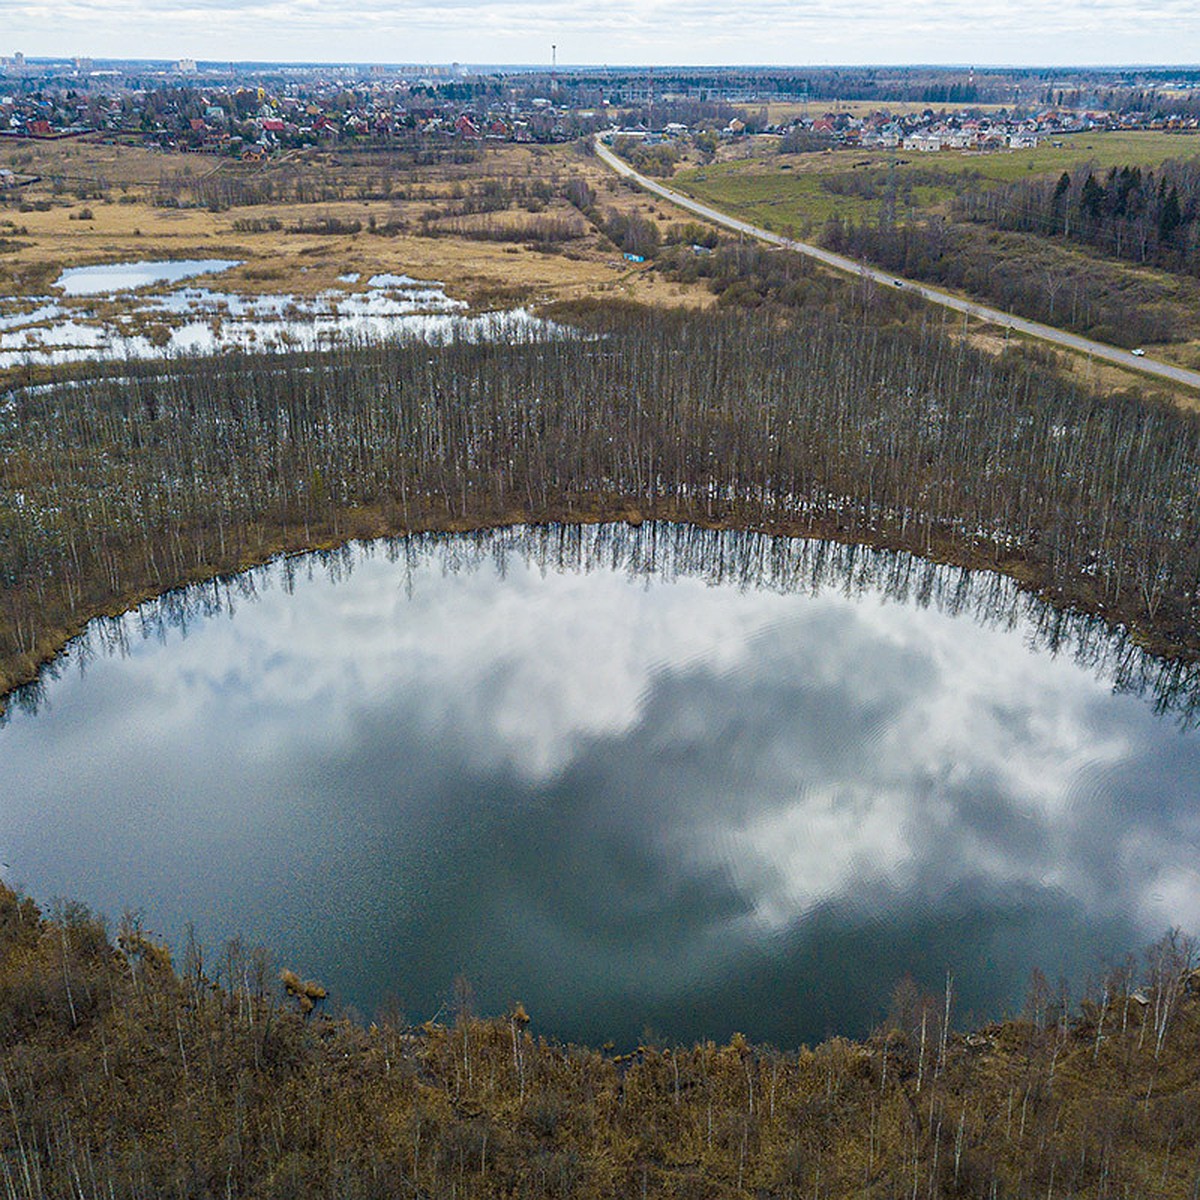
<box><xmin>1</xmin><ymin>57</ymin><xmax>1198</xmax><ymax>162</ymax></box>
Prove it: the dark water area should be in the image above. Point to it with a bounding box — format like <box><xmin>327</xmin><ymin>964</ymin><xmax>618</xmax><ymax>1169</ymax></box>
<box><xmin>3</xmin><ymin>524</ymin><xmax>1199</xmax><ymax>1048</ymax></box>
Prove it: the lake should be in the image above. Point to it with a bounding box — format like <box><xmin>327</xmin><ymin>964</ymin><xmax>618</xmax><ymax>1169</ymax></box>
<box><xmin>2</xmin><ymin>523</ymin><xmax>1198</xmax><ymax>1047</ymax></box>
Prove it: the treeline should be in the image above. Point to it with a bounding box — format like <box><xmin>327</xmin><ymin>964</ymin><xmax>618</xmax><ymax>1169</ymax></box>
<box><xmin>610</xmin><ymin>136</ymin><xmax>681</xmax><ymax>179</ymax></box>
<box><xmin>150</xmin><ymin>137</ymin><xmax>487</xmax><ymax>211</ymax></box>
<box><xmin>17</xmin><ymin>519</ymin><xmax>1200</xmax><ymax>728</ymax></box>
<box><xmin>956</xmin><ymin>159</ymin><xmax>1200</xmax><ymax>275</ymax></box>
<box><xmin>605</xmin><ymin>96</ymin><xmax>739</xmax><ymax>131</ymax></box>
<box><xmin>423</xmin><ymin>175</ymin><xmax>567</xmax><ymax>216</ymax></box>
<box><xmin>1</xmin><ymin>881</ymin><xmax>1198</xmax><ymax>1198</ymax></box>
<box><xmin>657</xmin><ymin>239</ymin><xmax>911</xmax><ymax>314</ymax></box>
<box><xmin>5</xmin><ymin>303</ymin><xmax>1200</xmax><ymax>706</ymax></box>
<box><xmin>420</xmin><ymin>212</ymin><xmax>587</xmax><ymax>246</ymax></box>
<box><xmin>155</xmin><ymin>164</ymin><xmax>383</xmax><ymax>211</ymax></box>
<box><xmin>561</xmin><ymin>176</ymin><xmax>664</xmax><ymax>258</ymax></box>
<box><xmin>413</xmin><ymin>177</ymin><xmax>588</xmax><ymax>244</ymax></box>
<box><xmin>596</xmin><ymin>207</ymin><xmax>662</xmax><ymax>257</ymax></box>
<box><xmin>820</xmin><ymin>165</ymin><xmax>982</xmax><ymax>204</ymax></box>
<box><xmin>821</xmin><ymin>215</ymin><xmax>1196</xmax><ymax>346</ymax></box>
<box><xmin>777</xmin><ymin>128</ymin><xmax>833</xmax><ymax>154</ymax></box>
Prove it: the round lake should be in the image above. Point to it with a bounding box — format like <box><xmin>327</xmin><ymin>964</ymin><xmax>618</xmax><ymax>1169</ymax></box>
<box><xmin>2</xmin><ymin>524</ymin><xmax>1198</xmax><ymax>1046</ymax></box>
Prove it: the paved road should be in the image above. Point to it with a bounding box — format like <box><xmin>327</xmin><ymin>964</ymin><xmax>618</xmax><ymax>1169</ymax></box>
<box><xmin>594</xmin><ymin>138</ymin><xmax>1200</xmax><ymax>393</ymax></box>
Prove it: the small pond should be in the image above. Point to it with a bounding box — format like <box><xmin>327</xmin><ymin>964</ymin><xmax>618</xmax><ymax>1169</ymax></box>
<box><xmin>52</xmin><ymin>259</ymin><xmax>243</xmax><ymax>296</ymax></box>
<box><xmin>2</xmin><ymin>524</ymin><xmax>1198</xmax><ymax>1046</ymax></box>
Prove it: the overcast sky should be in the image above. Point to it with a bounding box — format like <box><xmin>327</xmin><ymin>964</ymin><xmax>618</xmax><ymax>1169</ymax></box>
<box><xmin>3</xmin><ymin>0</ymin><xmax>1199</xmax><ymax>69</ymax></box>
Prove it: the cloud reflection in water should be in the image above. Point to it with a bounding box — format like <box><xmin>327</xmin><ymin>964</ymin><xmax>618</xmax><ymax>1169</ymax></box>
<box><xmin>1</xmin><ymin>525</ymin><xmax>1197</xmax><ymax>1045</ymax></box>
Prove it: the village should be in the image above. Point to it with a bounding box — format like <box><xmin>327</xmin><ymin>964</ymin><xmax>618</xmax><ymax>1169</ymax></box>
<box><xmin>611</xmin><ymin>102</ymin><xmax>1200</xmax><ymax>154</ymax></box>
<box><xmin>1</xmin><ymin>55</ymin><xmax>1198</xmax><ymax>163</ymax></box>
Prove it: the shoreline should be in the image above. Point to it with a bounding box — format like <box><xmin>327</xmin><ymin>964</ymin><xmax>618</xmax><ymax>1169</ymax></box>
<box><xmin>4</xmin><ymin>497</ymin><xmax>1195</xmax><ymax>718</ymax></box>
<box><xmin>2</xmin><ymin>877</ymin><xmax>1198</xmax><ymax>1196</ymax></box>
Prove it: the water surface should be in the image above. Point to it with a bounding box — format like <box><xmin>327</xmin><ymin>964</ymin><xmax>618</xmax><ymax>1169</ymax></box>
<box><xmin>3</xmin><ymin>265</ymin><xmax>549</xmax><ymax>368</ymax></box>
<box><xmin>53</xmin><ymin>258</ymin><xmax>242</xmax><ymax>295</ymax></box>
<box><xmin>2</xmin><ymin>525</ymin><xmax>1198</xmax><ymax>1046</ymax></box>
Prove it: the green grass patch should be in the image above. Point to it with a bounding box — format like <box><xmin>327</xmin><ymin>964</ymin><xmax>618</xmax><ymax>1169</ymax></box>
<box><xmin>675</xmin><ymin>130</ymin><xmax>1200</xmax><ymax>236</ymax></box>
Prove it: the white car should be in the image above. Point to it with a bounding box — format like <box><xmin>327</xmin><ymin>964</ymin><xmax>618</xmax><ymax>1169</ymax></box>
<box><xmin>1131</xmin><ymin>348</ymin><xmax>1146</xmax><ymax>357</ymax></box>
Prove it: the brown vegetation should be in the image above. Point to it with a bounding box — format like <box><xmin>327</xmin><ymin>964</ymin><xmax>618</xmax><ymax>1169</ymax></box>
<box><xmin>0</xmin><ymin>139</ymin><xmax>705</xmax><ymax>317</ymax></box>
<box><xmin>1</xmin><ymin>882</ymin><xmax>1197</xmax><ymax>1197</ymax></box>
<box><xmin>669</xmin><ymin>135</ymin><xmax>1200</xmax><ymax>368</ymax></box>
<box><xmin>822</xmin><ymin>212</ymin><xmax>1200</xmax><ymax>354</ymax></box>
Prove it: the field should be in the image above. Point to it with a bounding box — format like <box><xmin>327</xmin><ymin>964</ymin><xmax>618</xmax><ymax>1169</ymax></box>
<box><xmin>6</xmin><ymin>132</ymin><xmax>1198</xmax><ymax>404</ymax></box>
<box><xmin>667</xmin><ymin>130</ymin><xmax>1200</xmax><ymax>372</ymax></box>
<box><xmin>674</xmin><ymin>130</ymin><xmax>1200</xmax><ymax>234</ymax></box>
<box><xmin>0</xmin><ymin>138</ymin><xmax>715</xmax><ymax>324</ymax></box>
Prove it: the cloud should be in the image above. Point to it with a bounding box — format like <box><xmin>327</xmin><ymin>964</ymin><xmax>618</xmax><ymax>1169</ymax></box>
<box><xmin>5</xmin><ymin>0</ymin><xmax>1199</xmax><ymax>64</ymax></box>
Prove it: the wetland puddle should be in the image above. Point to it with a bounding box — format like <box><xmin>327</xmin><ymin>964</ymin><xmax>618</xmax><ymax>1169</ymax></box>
<box><xmin>2</xmin><ymin>261</ymin><xmax>546</xmax><ymax>367</ymax></box>
<box><xmin>52</xmin><ymin>258</ymin><xmax>243</xmax><ymax>296</ymax></box>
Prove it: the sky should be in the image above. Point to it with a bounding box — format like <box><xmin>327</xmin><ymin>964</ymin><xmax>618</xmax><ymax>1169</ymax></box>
<box><xmin>2</xmin><ymin>0</ymin><xmax>1199</xmax><ymax>70</ymax></box>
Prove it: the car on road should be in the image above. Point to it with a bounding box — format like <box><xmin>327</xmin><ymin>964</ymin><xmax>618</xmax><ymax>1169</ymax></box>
<box><xmin>893</xmin><ymin>279</ymin><xmax>903</xmax><ymax>287</ymax></box>
<box><xmin>1131</xmin><ymin>348</ymin><xmax>1146</xmax><ymax>356</ymax></box>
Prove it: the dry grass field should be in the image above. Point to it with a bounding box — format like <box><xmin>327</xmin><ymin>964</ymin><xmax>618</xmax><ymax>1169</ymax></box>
<box><xmin>0</xmin><ymin>138</ymin><xmax>716</xmax><ymax>314</ymax></box>
<box><xmin>4</xmin><ymin>132</ymin><xmax>1195</xmax><ymax>404</ymax></box>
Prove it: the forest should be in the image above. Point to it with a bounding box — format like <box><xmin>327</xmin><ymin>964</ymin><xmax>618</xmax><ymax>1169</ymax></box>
<box><xmin>955</xmin><ymin>159</ymin><xmax>1200</xmax><ymax>276</ymax></box>
<box><xmin>1</xmin><ymin>881</ymin><xmax>1198</xmax><ymax>1198</ymax></box>
<box><xmin>6</xmin><ymin>299</ymin><xmax>1200</xmax><ymax>709</ymax></box>
<box><xmin>812</xmin><ymin>153</ymin><xmax>1200</xmax><ymax>348</ymax></box>
<box><xmin>820</xmin><ymin>212</ymin><xmax>1200</xmax><ymax>347</ymax></box>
